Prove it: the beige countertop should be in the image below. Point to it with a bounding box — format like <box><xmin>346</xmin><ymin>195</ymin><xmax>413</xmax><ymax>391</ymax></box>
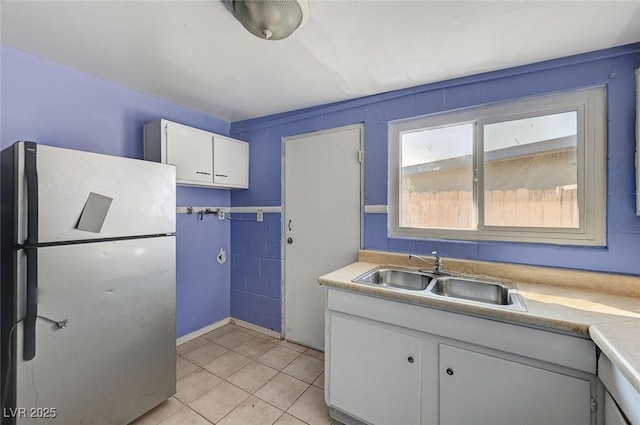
<box><xmin>319</xmin><ymin>250</ymin><xmax>640</xmax><ymax>393</ymax></box>
<box><xmin>590</xmin><ymin>320</ymin><xmax>640</xmax><ymax>391</ymax></box>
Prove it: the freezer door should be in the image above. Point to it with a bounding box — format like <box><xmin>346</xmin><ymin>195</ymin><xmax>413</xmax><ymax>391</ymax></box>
<box><xmin>14</xmin><ymin>142</ymin><xmax>176</xmax><ymax>244</ymax></box>
<box><xmin>12</xmin><ymin>237</ymin><xmax>176</xmax><ymax>425</ymax></box>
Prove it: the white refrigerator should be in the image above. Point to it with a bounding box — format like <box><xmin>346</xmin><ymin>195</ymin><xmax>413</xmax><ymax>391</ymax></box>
<box><xmin>1</xmin><ymin>142</ymin><xmax>177</xmax><ymax>424</ymax></box>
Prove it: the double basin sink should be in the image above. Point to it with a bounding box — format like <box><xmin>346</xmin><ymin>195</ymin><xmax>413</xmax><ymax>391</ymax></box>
<box><xmin>352</xmin><ymin>266</ymin><xmax>527</xmax><ymax>311</ymax></box>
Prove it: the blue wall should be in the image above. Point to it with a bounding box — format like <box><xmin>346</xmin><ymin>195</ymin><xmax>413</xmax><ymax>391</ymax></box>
<box><xmin>4</xmin><ymin>41</ymin><xmax>640</xmax><ymax>338</ymax></box>
<box><xmin>230</xmin><ymin>44</ymin><xmax>640</xmax><ymax>332</ymax></box>
<box><xmin>1</xmin><ymin>45</ymin><xmax>232</xmax><ymax>337</ymax></box>
<box><xmin>230</xmin><ymin>212</ymin><xmax>282</xmax><ymax>332</ymax></box>
<box><xmin>227</xmin><ymin>125</ymin><xmax>284</xmax><ymax>332</ymax></box>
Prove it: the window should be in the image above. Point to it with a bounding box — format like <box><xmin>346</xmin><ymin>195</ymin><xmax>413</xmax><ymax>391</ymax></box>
<box><xmin>389</xmin><ymin>86</ymin><xmax>606</xmax><ymax>246</ymax></box>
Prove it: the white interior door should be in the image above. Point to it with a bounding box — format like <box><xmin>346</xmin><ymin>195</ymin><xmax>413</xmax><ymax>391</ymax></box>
<box><xmin>284</xmin><ymin>125</ymin><xmax>362</xmax><ymax>350</ymax></box>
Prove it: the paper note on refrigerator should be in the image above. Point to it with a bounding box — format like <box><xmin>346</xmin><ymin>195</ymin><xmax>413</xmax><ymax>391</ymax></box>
<box><xmin>76</xmin><ymin>192</ymin><xmax>113</xmax><ymax>233</ymax></box>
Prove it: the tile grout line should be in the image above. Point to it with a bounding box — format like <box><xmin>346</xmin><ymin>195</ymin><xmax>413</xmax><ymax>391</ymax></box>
<box><xmin>250</xmin><ymin>347</ymin><xmax>303</xmax><ymax>373</ymax></box>
<box><xmin>187</xmin><ymin>405</ymin><xmax>215</xmax><ymax>425</ymax></box>
<box><xmin>198</xmin><ymin>397</ymin><xmax>247</xmax><ymax>425</ymax></box>
<box><xmin>176</xmin><ymin>354</ymin><xmax>206</xmax><ymax>382</ymax></box>
<box><xmin>230</xmin><ymin>355</ymin><xmax>323</xmax><ymax>425</ymax></box>
<box><xmin>177</xmin><ymin>331</ymin><xmax>314</xmax><ymax>377</ymax></box>
<box><xmin>224</xmin><ymin>374</ymin><xmax>315</xmax><ymax>425</ymax></box>
<box><xmin>279</xmin><ymin>385</ymin><xmax>318</xmax><ymax>425</ymax></box>
<box><xmin>223</xmin><ymin>336</ymin><xmax>321</xmax><ymax>425</ymax></box>
<box><xmin>175</xmin><ymin>324</ymin><xmax>326</xmax><ymax>425</ymax></box>
<box><xmin>186</xmin><ymin>379</ymin><xmax>248</xmax><ymax>424</ymax></box>
<box><xmin>246</xmin><ymin>363</ymin><xmax>307</xmax><ymax>410</ymax></box>
<box><xmin>223</xmin><ymin>336</ymin><xmax>324</xmax><ymax>396</ymax></box>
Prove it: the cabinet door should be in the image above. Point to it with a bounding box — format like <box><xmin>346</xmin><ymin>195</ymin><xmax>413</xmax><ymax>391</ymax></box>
<box><xmin>439</xmin><ymin>344</ymin><xmax>592</xmax><ymax>425</ymax></box>
<box><xmin>213</xmin><ymin>136</ymin><xmax>248</xmax><ymax>188</ymax></box>
<box><xmin>165</xmin><ymin>123</ymin><xmax>213</xmax><ymax>184</ymax></box>
<box><xmin>329</xmin><ymin>314</ymin><xmax>421</xmax><ymax>425</ymax></box>
<box><xmin>605</xmin><ymin>392</ymin><xmax>630</xmax><ymax>425</ymax></box>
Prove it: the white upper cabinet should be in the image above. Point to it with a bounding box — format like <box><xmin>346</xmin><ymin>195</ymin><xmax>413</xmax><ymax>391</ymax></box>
<box><xmin>144</xmin><ymin>119</ymin><xmax>249</xmax><ymax>189</ymax></box>
<box><xmin>165</xmin><ymin>122</ymin><xmax>213</xmax><ymax>185</ymax></box>
<box><xmin>213</xmin><ymin>135</ymin><xmax>249</xmax><ymax>189</ymax></box>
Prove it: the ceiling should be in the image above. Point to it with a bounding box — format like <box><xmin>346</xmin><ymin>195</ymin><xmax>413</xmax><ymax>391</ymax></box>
<box><xmin>2</xmin><ymin>1</ymin><xmax>640</xmax><ymax>122</ymax></box>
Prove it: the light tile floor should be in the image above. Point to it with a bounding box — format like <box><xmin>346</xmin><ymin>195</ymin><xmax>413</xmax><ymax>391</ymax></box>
<box><xmin>130</xmin><ymin>324</ymin><xmax>340</xmax><ymax>425</ymax></box>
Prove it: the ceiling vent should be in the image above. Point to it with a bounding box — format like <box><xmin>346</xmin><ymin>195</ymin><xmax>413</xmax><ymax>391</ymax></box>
<box><xmin>224</xmin><ymin>0</ymin><xmax>310</xmax><ymax>40</ymax></box>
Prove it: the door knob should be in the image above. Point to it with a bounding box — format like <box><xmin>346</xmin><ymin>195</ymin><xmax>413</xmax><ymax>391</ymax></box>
<box><xmin>446</xmin><ymin>367</ymin><xmax>454</xmax><ymax>375</ymax></box>
<box><xmin>407</xmin><ymin>356</ymin><xmax>414</xmax><ymax>364</ymax></box>
<box><xmin>287</xmin><ymin>237</ymin><xmax>293</xmax><ymax>244</ymax></box>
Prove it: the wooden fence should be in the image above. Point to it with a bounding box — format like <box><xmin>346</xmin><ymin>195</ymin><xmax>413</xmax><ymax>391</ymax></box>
<box><xmin>401</xmin><ymin>188</ymin><xmax>578</xmax><ymax>229</ymax></box>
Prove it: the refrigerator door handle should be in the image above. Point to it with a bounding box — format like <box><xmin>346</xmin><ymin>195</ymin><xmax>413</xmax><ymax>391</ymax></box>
<box><xmin>23</xmin><ymin>141</ymin><xmax>39</xmax><ymax>361</ymax></box>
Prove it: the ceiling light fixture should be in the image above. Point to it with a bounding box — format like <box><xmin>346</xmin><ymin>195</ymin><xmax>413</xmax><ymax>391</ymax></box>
<box><xmin>224</xmin><ymin>0</ymin><xmax>310</xmax><ymax>41</ymax></box>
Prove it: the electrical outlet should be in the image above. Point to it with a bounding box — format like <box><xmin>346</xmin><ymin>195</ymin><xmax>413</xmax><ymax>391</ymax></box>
<box><xmin>257</xmin><ymin>209</ymin><xmax>263</xmax><ymax>222</ymax></box>
<box><xmin>218</xmin><ymin>209</ymin><xmax>225</xmax><ymax>220</ymax></box>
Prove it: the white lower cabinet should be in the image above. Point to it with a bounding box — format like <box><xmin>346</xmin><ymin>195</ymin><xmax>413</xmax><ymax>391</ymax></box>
<box><xmin>325</xmin><ymin>287</ymin><xmax>599</xmax><ymax>425</ymax></box>
<box><xmin>439</xmin><ymin>344</ymin><xmax>592</xmax><ymax>425</ymax></box>
<box><xmin>605</xmin><ymin>392</ymin><xmax>631</xmax><ymax>425</ymax></box>
<box><xmin>599</xmin><ymin>354</ymin><xmax>639</xmax><ymax>424</ymax></box>
<box><xmin>328</xmin><ymin>315</ymin><xmax>421</xmax><ymax>425</ymax></box>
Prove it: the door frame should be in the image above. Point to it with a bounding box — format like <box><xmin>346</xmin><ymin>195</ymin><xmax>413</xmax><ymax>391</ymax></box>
<box><xmin>281</xmin><ymin>123</ymin><xmax>365</xmax><ymax>344</ymax></box>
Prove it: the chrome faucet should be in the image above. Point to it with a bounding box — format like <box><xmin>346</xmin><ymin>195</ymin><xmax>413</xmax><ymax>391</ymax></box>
<box><xmin>432</xmin><ymin>251</ymin><xmax>443</xmax><ymax>273</ymax></box>
<box><xmin>409</xmin><ymin>251</ymin><xmax>443</xmax><ymax>274</ymax></box>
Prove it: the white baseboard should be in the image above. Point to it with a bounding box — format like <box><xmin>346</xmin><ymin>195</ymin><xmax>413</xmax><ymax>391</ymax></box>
<box><xmin>176</xmin><ymin>317</ymin><xmax>282</xmax><ymax>345</ymax></box>
<box><xmin>231</xmin><ymin>318</ymin><xmax>282</xmax><ymax>339</ymax></box>
<box><xmin>176</xmin><ymin>317</ymin><xmax>231</xmax><ymax>346</ymax></box>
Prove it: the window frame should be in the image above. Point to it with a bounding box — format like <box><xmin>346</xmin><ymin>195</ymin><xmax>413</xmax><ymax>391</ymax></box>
<box><xmin>388</xmin><ymin>86</ymin><xmax>607</xmax><ymax>246</ymax></box>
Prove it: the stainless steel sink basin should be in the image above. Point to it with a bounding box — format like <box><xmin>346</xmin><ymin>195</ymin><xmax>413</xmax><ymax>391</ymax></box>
<box><xmin>427</xmin><ymin>276</ymin><xmax>526</xmax><ymax>311</ymax></box>
<box><xmin>352</xmin><ymin>266</ymin><xmax>433</xmax><ymax>291</ymax></box>
<box><xmin>351</xmin><ymin>266</ymin><xmax>527</xmax><ymax>311</ymax></box>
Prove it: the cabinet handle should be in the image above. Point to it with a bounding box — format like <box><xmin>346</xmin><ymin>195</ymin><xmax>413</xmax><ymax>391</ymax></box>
<box><xmin>446</xmin><ymin>367</ymin><xmax>454</xmax><ymax>376</ymax></box>
<box><xmin>196</xmin><ymin>171</ymin><xmax>211</xmax><ymax>175</ymax></box>
<box><xmin>215</xmin><ymin>174</ymin><xmax>228</xmax><ymax>178</ymax></box>
<box><xmin>407</xmin><ymin>356</ymin><xmax>414</xmax><ymax>364</ymax></box>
